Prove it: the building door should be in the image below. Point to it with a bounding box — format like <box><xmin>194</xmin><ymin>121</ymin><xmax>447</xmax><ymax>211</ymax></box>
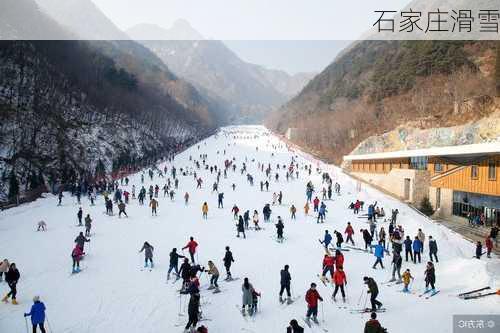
<box><xmin>436</xmin><ymin>188</ymin><xmax>441</xmax><ymax>209</ymax></box>
<box><xmin>404</xmin><ymin>178</ymin><xmax>411</xmax><ymax>200</ymax></box>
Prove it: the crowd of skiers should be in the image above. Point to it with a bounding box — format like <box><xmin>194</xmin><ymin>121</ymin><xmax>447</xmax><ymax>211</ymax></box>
<box><xmin>5</xmin><ymin>130</ymin><xmax>500</xmax><ymax>333</ymax></box>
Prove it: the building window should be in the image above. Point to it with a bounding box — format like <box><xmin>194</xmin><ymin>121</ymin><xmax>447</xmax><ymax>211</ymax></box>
<box><xmin>488</xmin><ymin>160</ymin><xmax>496</xmax><ymax>180</ymax></box>
<box><xmin>410</xmin><ymin>156</ymin><xmax>428</xmax><ymax>170</ymax></box>
<box><xmin>434</xmin><ymin>163</ymin><xmax>443</xmax><ymax>173</ymax></box>
<box><xmin>471</xmin><ymin>165</ymin><xmax>479</xmax><ymax>179</ymax></box>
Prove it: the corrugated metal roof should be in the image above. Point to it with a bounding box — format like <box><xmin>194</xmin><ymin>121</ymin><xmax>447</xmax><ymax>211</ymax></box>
<box><xmin>343</xmin><ymin>142</ymin><xmax>500</xmax><ymax>161</ymax></box>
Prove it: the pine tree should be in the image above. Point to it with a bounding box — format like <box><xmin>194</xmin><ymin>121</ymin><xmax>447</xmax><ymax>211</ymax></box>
<box><xmin>8</xmin><ymin>170</ymin><xmax>19</xmax><ymax>202</ymax></box>
<box><xmin>420</xmin><ymin>196</ymin><xmax>434</xmax><ymax>216</ymax></box>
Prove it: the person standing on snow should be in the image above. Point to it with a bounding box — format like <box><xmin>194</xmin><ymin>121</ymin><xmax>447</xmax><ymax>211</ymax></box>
<box><xmin>424</xmin><ymin>261</ymin><xmax>436</xmax><ymax>292</ymax></box>
<box><xmin>334</xmin><ymin>230</ymin><xmax>344</xmax><ymax>248</ymax></box>
<box><xmin>0</xmin><ymin>259</ymin><xmax>9</xmax><ymax>282</ymax></box>
<box><xmin>75</xmin><ymin>232</ymin><xmax>90</xmax><ymax>253</ymax></box>
<box><xmin>362</xmin><ymin>229</ymin><xmax>373</xmax><ymax>252</ymax></box>
<box><xmin>275</xmin><ymin>217</ymin><xmax>285</xmax><ymax>242</ymax></box>
<box><xmin>236</xmin><ymin>216</ymin><xmax>246</xmax><ymax>239</ymax></box>
<box><xmin>149</xmin><ymin>198</ymin><xmax>158</xmax><ymax>216</ymax></box>
<box><xmin>290</xmin><ymin>205</ymin><xmax>297</xmax><ymax>220</ymax></box>
<box><xmin>205</xmin><ymin>261</ymin><xmax>220</xmax><ymax>292</ymax></box>
<box><xmin>167</xmin><ymin>248</ymin><xmax>185</xmax><ymax>280</ymax></box>
<box><xmin>332</xmin><ymin>266</ymin><xmax>347</xmax><ymax>302</ymax></box>
<box><xmin>118</xmin><ymin>201</ymin><xmax>128</xmax><ymax>218</ymax></box>
<box><xmin>402</xmin><ymin>269</ymin><xmax>414</xmax><ymax>293</ymax></box>
<box><xmin>223</xmin><ymin>246</ymin><xmax>235</xmax><ymax>280</ymax></box>
<box><xmin>139</xmin><ymin>241</ymin><xmax>154</xmax><ymax>268</ymax></box>
<box><xmin>279</xmin><ymin>265</ymin><xmax>292</xmax><ymax>304</ymax></box>
<box><xmin>304</xmin><ymin>202</ymin><xmax>310</xmax><ymax>216</ymax></box>
<box><xmin>363</xmin><ymin>276</ymin><xmax>382</xmax><ymax>311</ymax></box>
<box><xmin>390</xmin><ymin>251</ymin><xmax>402</xmax><ymax>282</ymax></box>
<box><xmin>202</xmin><ymin>202</ymin><xmax>208</xmax><ymax>219</ymax></box>
<box><xmin>372</xmin><ymin>241</ymin><xmax>385</xmax><ymax>269</ymax></box>
<box><xmin>364</xmin><ymin>312</ymin><xmax>387</xmax><ymax>333</ymax></box>
<box><xmin>24</xmin><ymin>296</ymin><xmax>46</xmax><ymax>333</ymax></box>
<box><xmin>185</xmin><ymin>292</ymin><xmax>201</xmax><ymax>331</ymax></box>
<box><xmin>345</xmin><ymin>222</ymin><xmax>355</xmax><ymax>246</ymax></box>
<box><xmin>241</xmin><ymin>278</ymin><xmax>257</xmax><ymax>316</ymax></box>
<box><xmin>428</xmin><ymin>236</ymin><xmax>438</xmax><ymax>262</ymax></box>
<box><xmin>413</xmin><ymin>236</ymin><xmax>422</xmax><ymax>264</ymax></box>
<box><xmin>84</xmin><ymin>214</ymin><xmax>92</xmax><ymax>237</ymax></box>
<box><xmin>184</xmin><ymin>192</ymin><xmax>189</xmax><ymax>205</ymax></box>
<box><xmin>217</xmin><ymin>192</ymin><xmax>225</xmax><ymax>208</ymax></box>
<box><xmin>252</xmin><ymin>210</ymin><xmax>261</xmax><ymax>230</ymax></box>
<box><xmin>305</xmin><ymin>283</ymin><xmax>323</xmax><ymax>324</ymax></box>
<box><xmin>71</xmin><ymin>244</ymin><xmax>83</xmax><ymax>273</ymax></box>
<box><xmin>182</xmin><ymin>237</ymin><xmax>199</xmax><ymax>263</ymax></box>
<box><xmin>404</xmin><ymin>236</ymin><xmax>413</xmax><ymax>262</ymax></box>
<box><xmin>320</xmin><ymin>230</ymin><xmax>332</xmax><ymax>249</ymax></box>
<box><xmin>2</xmin><ymin>263</ymin><xmax>20</xmax><ymax>304</ymax></box>
<box><xmin>77</xmin><ymin>207</ymin><xmax>83</xmax><ymax>226</ymax></box>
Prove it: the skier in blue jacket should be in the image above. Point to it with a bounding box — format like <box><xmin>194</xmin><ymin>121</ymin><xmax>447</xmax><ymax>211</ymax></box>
<box><xmin>24</xmin><ymin>296</ymin><xmax>46</xmax><ymax>333</ymax></box>
<box><xmin>320</xmin><ymin>230</ymin><xmax>332</xmax><ymax>249</ymax></box>
<box><xmin>412</xmin><ymin>236</ymin><xmax>422</xmax><ymax>264</ymax></box>
<box><xmin>372</xmin><ymin>241</ymin><xmax>385</xmax><ymax>269</ymax></box>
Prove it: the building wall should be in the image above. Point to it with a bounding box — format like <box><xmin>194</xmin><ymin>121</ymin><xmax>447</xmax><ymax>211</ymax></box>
<box><xmin>351</xmin><ymin>168</ymin><xmax>430</xmax><ymax>204</ymax></box>
<box><xmin>429</xmin><ymin>186</ymin><xmax>453</xmax><ymax>218</ymax></box>
<box><xmin>431</xmin><ymin>155</ymin><xmax>500</xmax><ymax>196</ymax></box>
<box><xmin>351</xmin><ymin>158</ymin><xmax>410</xmax><ymax>174</ymax></box>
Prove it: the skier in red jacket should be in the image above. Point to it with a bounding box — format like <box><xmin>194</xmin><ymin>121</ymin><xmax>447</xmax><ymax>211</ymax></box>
<box><xmin>345</xmin><ymin>222</ymin><xmax>355</xmax><ymax>245</ymax></box>
<box><xmin>305</xmin><ymin>283</ymin><xmax>323</xmax><ymax>324</ymax></box>
<box><xmin>183</xmin><ymin>237</ymin><xmax>199</xmax><ymax>263</ymax></box>
<box><xmin>332</xmin><ymin>266</ymin><xmax>347</xmax><ymax>302</ymax></box>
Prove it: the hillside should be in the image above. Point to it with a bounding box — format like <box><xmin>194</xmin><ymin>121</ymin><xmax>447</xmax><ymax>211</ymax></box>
<box><xmin>267</xmin><ymin>40</ymin><xmax>499</xmax><ymax>163</ymax></box>
<box><xmin>0</xmin><ymin>0</ymin><xmax>215</xmax><ymax>203</ymax></box>
<box><xmin>127</xmin><ymin>23</ymin><xmax>315</xmax><ymax>124</ymax></box>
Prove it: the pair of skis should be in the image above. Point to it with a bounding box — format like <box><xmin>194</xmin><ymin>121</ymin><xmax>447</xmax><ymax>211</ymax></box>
<box><xmin>418</xmin><ymin>289</ymin><xmax>440</xmax><ymax>299</ymax></box>
<box><xmin>349</xmin><ymin>307</ymin><xmax>386</xmax><ymax>314</ymax></box>
<box><xmin>458</xmin><ymin>286</ymin><xmax>499</xmax><ymax>300</ymax></box>
<box><xmin>302</xmin><ymin>317</ymin><xmax>329</xmax><ymax>332</ymax></box>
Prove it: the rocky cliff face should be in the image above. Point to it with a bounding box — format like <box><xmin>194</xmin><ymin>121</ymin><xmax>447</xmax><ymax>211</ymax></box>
<box><xmin>267</xmin><ymin>40</ymin><xmax>498</xmax><ymax>164</ymax></box>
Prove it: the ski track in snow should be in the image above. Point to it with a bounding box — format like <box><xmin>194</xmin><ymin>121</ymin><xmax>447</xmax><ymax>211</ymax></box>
<box><xmin>0</xmin><ymin>125</ymin><xmax>498</xmax><ymax>333</ymax></box>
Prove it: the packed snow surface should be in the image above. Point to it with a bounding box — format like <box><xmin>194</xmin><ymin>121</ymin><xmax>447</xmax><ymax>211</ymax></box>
<box><xmin>0</xmin><ymin>125</ymin><xmax>498</xmax><ymax>333</ymax></box>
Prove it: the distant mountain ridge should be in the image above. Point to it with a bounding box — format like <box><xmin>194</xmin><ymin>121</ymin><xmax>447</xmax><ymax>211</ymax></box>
<box><xmin>127</xmin><ymin>22</ymin><xmax>315</xmax><ymax>124</ymax></box>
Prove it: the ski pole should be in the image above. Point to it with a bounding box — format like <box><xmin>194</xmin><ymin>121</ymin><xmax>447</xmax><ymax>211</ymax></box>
<box><xmin>363</xmin><ymin>292</ymin><xmax>369</xmax><ymax>309</ymax></box>
<box><xmin>24</xmin><ymin>316</ymin><xmax>29</xmax><ymax>333</ymax></box>
<box><xmin>178</xmin><ymin>293</ymin><xmax>182</xmax><ymax>316</ymax></box>
<box><xmin>321</xmin><ymin>301</ymin><xmax>325</xmax><ymax>323</ymax></box>
<box><xmin>46</xmin><ymin>313</ymin><xmax>53</xmax><ymax>333</ymax></box>
<box><xmin>357</xmin><ymin>290</ymin><xmax>363</xmax><ymax>306</ymax></box>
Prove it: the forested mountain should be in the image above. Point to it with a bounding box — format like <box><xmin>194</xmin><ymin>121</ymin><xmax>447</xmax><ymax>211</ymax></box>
<box><xmin>267</xmin><ymin>40</ymin><xmax>499</xmax><ymax>163</ymax></box>
<box><xmin>0</xmin><ymin>0</ymin><xmax>216</xmax><ymax>203</ymax></box>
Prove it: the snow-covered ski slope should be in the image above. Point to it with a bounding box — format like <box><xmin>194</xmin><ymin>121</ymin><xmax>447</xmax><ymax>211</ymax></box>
<box><xmin>0</xmin><ymin>125</ymin><xmax>498</xmax><ymax>333</ymax></box>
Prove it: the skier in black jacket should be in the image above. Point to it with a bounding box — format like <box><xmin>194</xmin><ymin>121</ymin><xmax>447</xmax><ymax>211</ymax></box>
<box><xmin>2</xmin><ymin>263</ymin><xmax>20</xmax><ymax>304</ymax></box>
<box><xmin>185</xmin><ymin>292</ymin><xmax>200</xmax><ymax>331</ymax></box>
<box><xmin>223</xmin><ymin>246</ymin><xmax>235</xmax><ymax>280</ymax></box>
<box><xmin>279</xmin><ymin>265</ymin><xmax>292</xmax><ymax>304</ymax></box>
<box><xmin>167</xmin><ymin>248</ymin><xmax>185</xmax><ymax>280</ymax></box>
<box><xmin>363</xmin><ymin>276</ymin><xmax>382</xmax><ymax>311</ymax></box>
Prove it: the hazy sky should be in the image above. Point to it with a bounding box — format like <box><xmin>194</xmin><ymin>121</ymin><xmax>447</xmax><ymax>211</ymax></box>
<box><xmin>90</xmin><ymin>0</ymin><xmax>408</xmax><ymax>73</ymax></box>
<box><xmin>223</xmin><ymin>40</ymin><xmax>351</xmax><ymax>74</ymax></box>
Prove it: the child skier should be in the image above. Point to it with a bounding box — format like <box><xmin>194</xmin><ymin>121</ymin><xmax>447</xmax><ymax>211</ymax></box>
<box><xmin>424</xmin><ymin>261</ymin><xmax>436</xmax><ymax>292</ymax></box>
<box><xmin>402</xmin><ymin>269</ymin><xmax>414</xmax><ymax>293</ymax></box>
<box><xmin>305</xmin><ymin>283</ymin><xmax>323</xmax><ymax>324</ymax></box>
<box><xmin>345</xmin><ymin>222</ymin><xmax>355</xmax><ymax>246</ymax></box>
